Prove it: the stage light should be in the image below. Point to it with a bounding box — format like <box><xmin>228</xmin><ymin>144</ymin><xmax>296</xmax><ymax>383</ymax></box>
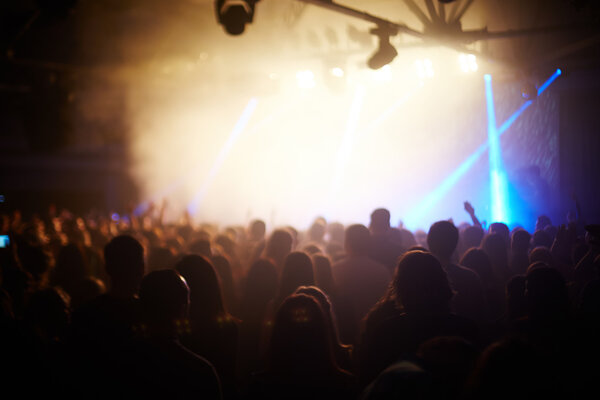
<box><xmin>215</xmin><ymin>0</ymin><xmax>260</xmax><ymax>35</ymax></box>
<box><xmin>296</xmin><ymin>70</ymin><xmax>316</xmax><ymax>89</ymax></box>
<box><xmin>415</xmin><ymin>59</ymin><xmax>434</xmax><ymax>79</ymax></box>
<box><xmin>367</xmin><ymin>34</ymin><xmax>398</xmax><ymax>70</ymax></box>
<box><xmin>459</xmin><ymin>54</ymin><xmax>478</xmax><ymax>73</ymax></box>
<box><xmin>331</xmin><ymin>67</ymin><xmax>345</xmax><ymax>77</ymax></box>
<box><xmin>485</xmin><ymin>74</ymin><xmax>509</xmax><ymax>223</ymax></box>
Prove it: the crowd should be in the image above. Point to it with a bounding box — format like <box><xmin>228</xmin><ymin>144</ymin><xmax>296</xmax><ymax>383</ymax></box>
<box><xmin>1</xmin><ymin>200</ymin><xmax>599</xmax><ymax>399</ymax></box>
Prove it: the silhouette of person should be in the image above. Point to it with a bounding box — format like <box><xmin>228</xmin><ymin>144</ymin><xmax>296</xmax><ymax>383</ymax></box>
<box><xmin>359</xmin><ymin>250</ymin><xmax>478</xmax><ymax>386</ymax></box>
<box><xmin>247</xmin><ymin>294</ymin><xmax>355</xmax><ymax>399</ymax></box>
<box><xmin>69</xmin><ymin>235</ymin><xmax>146</xmax><ymax>398</ymax></box>
<box><xmin>134</xmin><ymin>269</ymin><xmax>222</xmax><ymax>399</ymax></box>
<box><xmin>428</xmin><ymin>221</ymin><xmax>486</xmax><ymax>322</ymax></box>
<box><xmin>332</xmin><ymin>224</ymin><xmax>391</xmax><ymax>344</ymax></box>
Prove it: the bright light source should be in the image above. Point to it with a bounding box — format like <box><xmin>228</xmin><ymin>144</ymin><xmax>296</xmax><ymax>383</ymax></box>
<box><xmin>269</xmin><ymin>72</ymin><xmax>279</xmax><ymax>80</ymax></box>
<box><xmin>415</xmin><ymin>59</ymin><xmax>434</xmax><ymax>79</ymax></box>
<box><xmin>296</xmin><ymin>70</ymin><xmax>315</xmax><ymax>89</ymax></box>
<box><xmin>331</xmin><ymin>67</ymin><xmax>344</xmax><ymax>77</ymax></box>
<box><xmin>373</xmin><ymin>64</ymin><xmax>392</xmax><ymax>82</ymax></box>
<box><xmin>459</xmin><ymin>53</ymin><xmax>478</xmax><ymax>73</ymax></box>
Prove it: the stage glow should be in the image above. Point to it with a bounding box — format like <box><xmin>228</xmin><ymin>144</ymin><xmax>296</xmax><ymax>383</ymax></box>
<box><xmin>296</xmin><ymin>70</ymin><xmax>316</xmax><ymax>89</ymax></box>
<box><xmin>187</xmin><ymin>98</ymin><xmax>259</xmax><ymax>215</ymax></box>
<box><xmin>403</xmin><ymin>69</ymin><xmax>562</xmax><ymax>230</ymax></box>
<box><xmin>372</xmin><ymin>65</ymin><xmax>392</xmax><ymax>82</ymax></box>
<box><xmin>415</xmin><ymin>59</ymin><xmax>434</xmax><ymax>79</ymax></box>
<box><xmin>459</xmin><ymin>54</ymin><xmax>478</xmax><ymax>73</ymax></box>
<box><xmin>329</xmin><ymin>85</ymin><xmax>366</xmax><ymax>205</ymax></box>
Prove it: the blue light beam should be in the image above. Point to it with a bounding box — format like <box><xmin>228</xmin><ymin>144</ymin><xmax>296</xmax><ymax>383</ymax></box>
<box><xmin>404</xmin><ymin>69</ymin><xmax>562</xmax><ymax>229</ymax></box>
<box><xmin>485</xmin><ymin>74</ymin><xmax>509</xmax><ymax>223</ymax></box>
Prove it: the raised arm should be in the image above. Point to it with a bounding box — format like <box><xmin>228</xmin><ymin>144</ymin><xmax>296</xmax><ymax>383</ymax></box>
<box><xmin>464</xmin><ymin>201</ymin><xmax>482</xmax><ymax>228</ymax></box>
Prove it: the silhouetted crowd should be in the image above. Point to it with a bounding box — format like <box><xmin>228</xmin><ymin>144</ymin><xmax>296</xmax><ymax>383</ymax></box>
<box><xmin>1</xmin><ymin>201</ymin><xmax>599</xmax><ymax>399</ymax></box>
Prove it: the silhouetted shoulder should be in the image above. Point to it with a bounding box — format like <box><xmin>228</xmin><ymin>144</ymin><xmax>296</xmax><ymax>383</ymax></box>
<box><xmin>133</xmin><ymin>338</ymin><xmax>222</xmax><ymax>399</ymax></box>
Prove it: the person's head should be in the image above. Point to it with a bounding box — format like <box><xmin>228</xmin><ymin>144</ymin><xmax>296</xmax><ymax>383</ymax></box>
<box><xmin>535</xmin><ymin>215</ymin><xmax>552</xmax><ymax>232</ymax></box>
<box><xmin>488</xmin><ymin>223</ymin><xmax>510</xmax><ymax>246</ymax></box>
<box><xmin>277</xmin><ymin>252</ymin><xmax>315</xmax><ymax>304</ymax></box>
<box><xmin>139</xmin><ymin>270</ymin><xmax>189</xmax><ymax>331</ymax></box>
<box><xmin>295</xmin><ymin>285</ymin><xmax>344</xmax><ymax>348</ymax></box>
<box><xmin>188</xmin><ymin>239</ymin><xmax>212</xmax><ymax>258</ymax></box>
<box><xmin>268</xmin><ymin>293</ymin><xmax>336</xmax><ymax>373</ymax></box>
<box><xmin>481</xmin><ymin>233</ymin><xmax>508</xmax><ymax>266</ymax></box>
<box><xmin>370</xmin><ymin>208</ymin><xmax>391</xmax><ymax>235</ymax></box>
<box><xmin>327</xmin><ymin>222</ymin><xmax>345</xmax><ymax>245</ymax></box>
<box><xmin>528</xmin><ymin>246</ymin><xmax>553</xmax><ymax>268</ymax></box>
<box><xmin>462</xmin><ymin>226</ymin><xmax>484</xmax><ymax>250</ymax></box>
<box><xmin>104</xmin><ymin>235</ymin><xmax>145</xmax><ymax>295</ymax></box>
<box><xmin>18</xmin><ymin>244</ymin><xmax>51</xmax><ymax>284</ymax></box>
<box><xmin>308</xmin><ymin>218</ymin><xmax>327</xmax><ymax>242</ymax></box>
<box><xmin>393</xmin><ymin>251</ymin><xmax>453</xmax><ymax>315</ymax></box>
<box><xmin>249</xmin><ymin>219</ymin><xmax>266</xmax><ymax>242</ymax></box>
<box><xmin>147</xmin><ymin>246</ymin><xmax>175</xmax><ymax>272</ymax></box>
<box><xmin>53</xmin><ymin>243</ymin><xmax>87</xmax><ymax>294</ymax></box>
<box><xmin>460</xmin><ymin>248</ymin><xmax>493</xmax><ymax>284</ymax></box>
<box><xmin>531</xmin><ymin>229</ymin><xmax>553</xmax><ymax>249</ymax></box>
<box><xmin>427</xmin><ymin>221</ymin><xmax>459</xmax><ymax>259</ymax></box>
<box><xmin>175</xmin><ymin>255</ymin><xmax>225</xmax><ymax>321</ymax></box>
<box><xmin>525</xmin><ymin>265</ymin><xmax>569</xmax><ymax>319</ymax></box>
<box><xmin>312</xmin><ymin>254</ymin><xmax>335</xmax><ymax>296</ymax></box>
<box><xmin>265</xmin><ymin>229</ymin><xmax>294</xmax><ymax>263</ymax></box>
<box><xmin>344</xmin><ymin>224</ymin><xmax>371</xmax><ymax>256</ymax></box>
<box><xmin>511</xmin><ymin>229</ymin><xmax>531</xmax><ymax>254</ymax></box>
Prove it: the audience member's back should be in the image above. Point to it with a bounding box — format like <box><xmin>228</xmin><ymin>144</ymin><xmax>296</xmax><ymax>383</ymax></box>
<box><xmin>359</xmin><ymin>251</ymin><xmax>478</xmax><ymax>387</ymax></box>
<box><xmin>428</xmin><ymin>221</ymin><xmax>486</xmax><ymax>322</ymax></box>
<box><xmin>368</xmin><ymin>208</ymin><xmax>405</xmax><ymax>273</ymax></box>
<box><xmin>247</xmin><ymin>294</ymin><xmax>355</xmax><ymax>400</ymax></box>
<box><xmin>134</xmin><ymin>270</ymin><xmax>222</xmax><ymax>399</ymax></box>
<box><xmin>332</xmin><ymin>224</ymin><xmax>391</xmax><ymax>344</ymax></box>
<box><xmin>69</xmin><ymin>235</ymin><xmax>146</xmax><ymax>398</ymax></box>
<box><xmin>175</xmin><ymin>255</ymin><xmax>238</xmax><ymax>398</ymax></box>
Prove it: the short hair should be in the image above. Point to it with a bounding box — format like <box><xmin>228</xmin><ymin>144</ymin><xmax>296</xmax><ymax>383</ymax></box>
<box><xmin>139</xmin><ymin>270</ymin><xmax>189</xmax><ymax>323</ymax></box>
<box><xmin>427</xmin><ymin>221</ymin><xmax>459</xmax><ymax>258</ymax></box>
<box><xmin>393</xmin><ymin>250</ymin><xmax>453</xmax><ymax>313</ymax></box>
<box><xmin>104</xmin><ymin>235</ymin><xmax>144</xmax><ymax>281</ymax></box>
<box><xmin>370</xmin><ymin>208</ymin><xmax>391</xmax><ymax>231</ymax></box>
<box><xmin>345</xmin><ymin>224</ymin><xmax>371</xmax><ymax>255</ymax></box>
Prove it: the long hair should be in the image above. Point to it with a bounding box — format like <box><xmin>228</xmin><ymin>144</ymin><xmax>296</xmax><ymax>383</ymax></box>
<box><xmin>175</xmin><ymin>255</ymin><xmax>226</xmax><ymax>323</ymax></box>
<box><xmin>268</xmin><ymin>294</ymin><xmax>338</xmax><ymax>375</ymax></box>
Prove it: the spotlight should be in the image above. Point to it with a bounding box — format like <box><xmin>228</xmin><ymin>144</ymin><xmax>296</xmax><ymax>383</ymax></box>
<box><xmin>367</xmin><ymin>31</ymin><xmax>398</xmax><ymax>70</ymax></box>
<box><xmin>459</xmin><ymin>54</ymin><xmax>478</xmax><ymax>73</ymax></box>
<box><xmin>331</xmin><ymin>67</ymin><xmax>344</xmax><ymax>78</ymax></box>
<box><xmin>215</xmin><ymin>0</ymin><xmax>260</xmax><ymax>35</ymax></box>
<box><xmin>521</xmin><ymin>82</ymin><xmax>538</xmax><ymax>101</ymax></box>
<box><xmin>296</xmin><ymin>70</ymin><xmax>315</xmax><ymax>89</ymax></box>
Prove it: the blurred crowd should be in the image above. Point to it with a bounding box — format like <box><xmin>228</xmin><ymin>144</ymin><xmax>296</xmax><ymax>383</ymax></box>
<box><xmin>1</xmin><ymin>201</ymin><xmax>599</xmax><ymax>399</ymax></box>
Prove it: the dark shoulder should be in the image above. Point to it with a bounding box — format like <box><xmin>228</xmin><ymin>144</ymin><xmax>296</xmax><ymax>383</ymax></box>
<box><xmin>448</xmin><ymin>263</ymin><xmax>482</xmax><ymax>282</ymax></box>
